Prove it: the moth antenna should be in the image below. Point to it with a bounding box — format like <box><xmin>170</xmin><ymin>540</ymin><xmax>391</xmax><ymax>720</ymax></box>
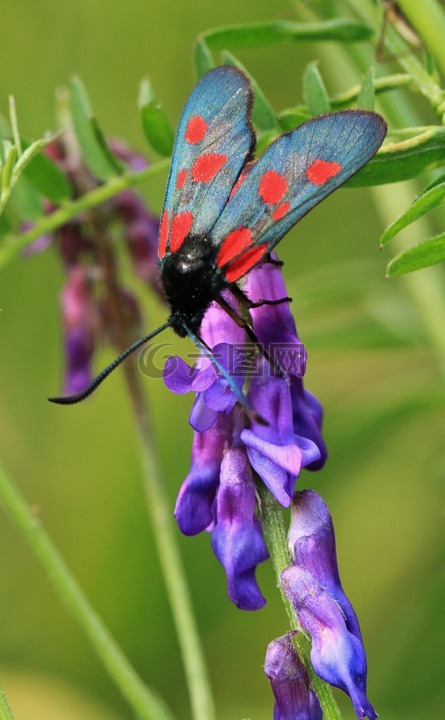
<box><xmin>49</xmin><ymin>320</ymin><xmax>172</xmax><ymax>405</ymax></box>
<box><xmin>183</xmin><ymin>323</ymin><xmax>268</xmax><ymax>426</ymax></box>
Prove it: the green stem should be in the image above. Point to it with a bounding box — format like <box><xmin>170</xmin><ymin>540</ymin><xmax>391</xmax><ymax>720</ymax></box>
<box><xmin>258</xmin><ymin>485</ymin><xmax>342</xmax><ymax>720</ymax></box>
<box><xmin>344</xmin><ymin>0</ymin><xmax>445</xmax><ymax>120</ymax></box>
<box><xmin>0</xmin><ymin>157</ymin><xmax>170</xmax><ymax>269</ymax></box>
<box><xmin>91</xmin><ymin>192</ymin><xmax>215</xmax><ymax>720</ymax></box>
<box><xmin>126</xmin><ymin>378</ymin><xmax>216</xmax><ymax>720</ymax></box>
<box><xmin>0</xmin><ymin>460</ymin><xmax>175</xmax><ymax>720</ymax></box>
<box><xmin>0</xmin><ymin>690</ymin><xmax>15</xmax><ymax>720</ymax></box>
<box><xmin>397</xmin><ymin>0</ymin><xmax>445</xmax><ymax>78</ymax></box>
<box><xmin>335</xmin><ymin>0</ymin><xmax>445</xmax><ymax>377</ymax></box>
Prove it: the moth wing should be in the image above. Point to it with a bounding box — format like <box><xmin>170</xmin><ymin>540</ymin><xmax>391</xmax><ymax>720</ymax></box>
<box><xmin>158</xmin><ymin>66</ymin><xmax>255</xmax><ymax>257</ymax></box>
<box><xmin>209</xmin><ymin>110</ymin><xmax>387</xmax><ymax>282</ymax></box>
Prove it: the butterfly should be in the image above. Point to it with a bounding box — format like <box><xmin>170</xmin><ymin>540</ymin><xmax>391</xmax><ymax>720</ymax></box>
<box><xmin>50</xmin><ymin>65</ymin><xmax>387</xmax><ymax>405</ymax></box>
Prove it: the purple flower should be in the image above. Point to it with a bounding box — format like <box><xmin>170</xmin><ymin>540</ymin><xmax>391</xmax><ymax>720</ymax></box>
<box><xmin>61</xmin><ymin>266</ymin><xmax>98</xmax><ymax>395</ymax></box>
<box><xmin>265</xmin><ymin>634</ymin><xmax>322</xmax><ymax>720</ymax></box>
<box><xmin>245</xmin><ymin>258</ymin><xmax>327</xmax><ymax>470</ymax></box>
<box><xmin>288</xmin><ymin>490</ymin><xmax>362</xmax><ymax>641</ymax></box>
<box><xmin>281</xmin><ymin>566</ymin><xmax>376</xmax><ymax>720</ymax></box>
<box><xmin>241</xmin><ymin>365</ymin><xmax>321</xmax><ymax>507</ymax></box>
<box><xmin>211</xmin><ymin>447</ymin><xmax>268</xmax><ymax>610</ymax></box>
<box><xmin>25</xmin><ymin>137</ymin><xmax>161</xmax><ymax>397</ymax></box>
<box><xmin>174</xmin><ymin>413</ymin><xmax>232</xmax><ymax>536</ymax></box>
<box><xmin>164</xmin><ymin>294</ymin><xmax>246</xmax><ymax>432</ymax></box>
<box><xmin>164</xmin><ymin>257</ymin><xmax>328</xmax><ymax>611</ymax></box>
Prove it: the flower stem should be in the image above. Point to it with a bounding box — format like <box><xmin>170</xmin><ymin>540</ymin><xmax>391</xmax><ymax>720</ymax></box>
<box><xmin>0</xmin><ymin>158</ymin><xmax>170</xmax><ymax>269</ymax></box>
<box><xmin>0</xmin><ymin>689</ymin><xmax>15</xmax><ymax>720</ymax></box>
<box><xmin>92</xmin><ymin>206</ymin><xmax>216</xmax><ymax>720</ymax></box>
<box><xmin>344</xmin><ymin>0</ymin><xmax>445</xmax><ymax>119</ymax></box>
<box><xmin>127</xmin><ymin>381</ymin><xmax>217</xmax><ymax>720</ymax></box>
<box><xmin>0</xmin><ymin>460</ymin><xmax>175</xmax><ymax>720</ymax></box>
<box><xmin>397</xmin><ymin>0</ymin><xmax>445</xmax><ymax>78</ymax></box>
<box><xmin>258</xmin><ymin>484</ymin><xmax>342</xmax><ymax>720</ymax></box>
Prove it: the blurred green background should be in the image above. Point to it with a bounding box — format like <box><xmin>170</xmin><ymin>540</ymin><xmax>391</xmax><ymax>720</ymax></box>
<box><xmin>0</xmin><ymin>1</ymin><xmax>444</xmax><ymax>719</ymax></box>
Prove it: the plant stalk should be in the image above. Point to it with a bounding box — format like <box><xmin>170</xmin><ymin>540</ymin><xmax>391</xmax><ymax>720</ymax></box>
<box><xmin>0</xmin><ymin>460</ymin><xmax>175</xmax><ymax>720</ymax></box>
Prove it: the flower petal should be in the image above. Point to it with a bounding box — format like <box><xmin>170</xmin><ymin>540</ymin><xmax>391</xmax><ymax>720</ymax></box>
<box><xmin>211</xmin><ymin>448</ymin><xmax>268</xmax><ymax>610</ymax></box>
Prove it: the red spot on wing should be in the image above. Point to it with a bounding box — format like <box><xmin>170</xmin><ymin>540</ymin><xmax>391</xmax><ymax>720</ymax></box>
<box><xmin>191</xmin><ymin>153</ymin><xmax>228</xmax><ymax>183</ymax></box>
<box><xmin>259</xmin><ymin>170</ymin><xmax>288</xmax><ymax>205</ymax></box>
<box><xmin>158</xmin><ymin>209</ymin><xmax>169</xmax><ymax>257</ymax></box>
<box><xmin>225</xmin><ymin>245</ymin><xmax>268</xmax><ymax>283</ymax></box>
<box><xmin>306</xmin><ymin>159</ymin><xmax>342</xmax><ymax>186</ymax></box>
<box><xmin>217</xmin><ymin>227</ymin><xmax>254</xmax><ymax>268</ymax></box>
<box><xmin>176</xmin><ymin>169</ymin><xmax>187</xmax><ymax>189</ymax></box>
<box><xmin>170</xmin><ymin>210</ymin><xmax>193</xmax><ymax>253</ymax></box>
<box><xmin>185</xmin><ymin>115</ymin><xmax>207</xmax><ymax>144</ymax></box>
<box><xmin>272</xmin><ymin>202</ymin><xmax>291</xmax><ymax>221</ymax></box>
<box><xmin>229</xmin><ymin>171</ymin><xmax>248</xmax><ymax>200</ymax></box>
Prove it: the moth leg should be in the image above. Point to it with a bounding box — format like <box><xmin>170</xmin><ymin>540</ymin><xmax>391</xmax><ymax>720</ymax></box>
<box><xmin>230</xmin><ymin>283</ymin><xmax>292</xmax><ymax>310</ymax></box>
<box><xmin>265</xmin><ymin>253</ymin><xmax>283</xmax><ymax>267</ymax></box>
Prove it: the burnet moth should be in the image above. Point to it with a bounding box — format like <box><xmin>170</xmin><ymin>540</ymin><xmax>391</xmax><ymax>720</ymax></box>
<box><xmin>50</xmin><ymin>66</ymin><xmax>387</xmax><ymax>406</ymax></box>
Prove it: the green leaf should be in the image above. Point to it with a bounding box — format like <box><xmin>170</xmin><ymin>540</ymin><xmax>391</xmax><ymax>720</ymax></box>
<box><xmin>346</xmin><ymin>127</ymin><xmax>445</xmax><ymax>187</ymax></box>
<box><xmin>1</xmin><ymin>142</ymin><xmax>17</xmax><ymax>194</ymax></box>
<box><xmin>358</xmin><ymin>66</ymin><xmax>375</xmax><ymax>110</ymax></box>
<box><xmin>278</xmin><ymin>107</ymin><xmax>311</xmax><ymax>131</ymax></box>
<box><xmin>194</xmin><ymin>37</ymin><xmax>214</xmax><ymax>78</ymax></box>
<box><xmin>23</xmin><ymin>144</ymin><xmax>72</xmax><ymax>203</ymax></box>
<box><xmin>418</xmin><ymin>170</ymin><xmax>445</xmax><ymax>196</ymax></box>
<box><xmin>0</xmin><ymin>208</ymin><xmax>12</xmax><ymax>237</ymax></box>
<box><xmin>220</xmin><ymin>51</ymin><xmax>280</xmax><ymax>132</ymax></box>
<box><xmin>200</xmin><ymin>18</ymin><xmax>374</xmax><ymax>49</ymax></box>
<box><xmin>386</xmin><ymin>234</ymin><xmax>445</xmax><ymax>276</ymax></box>
<box><xmin>380</xmin><ymin>179</ymin><xmax>445</xmax><ymax>246</ymax></box>
<box><xmin>139</xmin><ymin>79</ymin><xmax>175</xmax><ymax>157</ymax></box>
<box><xmin>8</xmin><ymin>175</ymin><xmax>43</xmax><ymax>221</ymax></box>
<box><xmin>68</xmin><ymin>76</ymin><xmax>120</xmax><ymax>181</ymax></box>
<box><xmin>303</xmin><ymin>62</ymin><xmax>330</xmax><ymax>117</ymax></box>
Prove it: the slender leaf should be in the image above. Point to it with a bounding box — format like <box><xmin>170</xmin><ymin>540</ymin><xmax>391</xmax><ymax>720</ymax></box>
<box><xmin>418</xmin><ymin>171</ymin><xmax>445</xmax><ymax>196</ymax></box>
<box><xmin>8</xmin><ymin>175</ymin><xmax>43</xmax><ymax>220</ymax></box>
<box><xmin>278</xmin><ymin>107</ymin><xmax>310</xmax><ymax>131</ymax></box>
<box><xmin>0</xmin><ymin>114</ymin><xmax>9</xmax><ymax>138</ymax></box>
<box><xmin>386</xmin><ymin>234</ymin><xmax>445</xmax><ymax>276</ymax></box>
<box><xmin>1</xmin><ymin>143</ymin><xmax>17</xmax><ymax>194</ymax></box>
<box><xmin>303</xmin><ymin>62</ymin><xmax>330</xmax><ymax>116</ymax></box>
<box><xmin>280</xmin><ymin>74</ymin><xmax>412</xmax><ymax>127</ymax></box>
<box><xmin>0</xmin><ymin>688</ymin><xmax>15</xmax><ymax>720</ymax></box>
<box><xmin>0</xmin><ymin>209</ymin><xmax>12</xmax><ymax>237</ymax></box>
<box><xmin>200</xmin><ymin>19</ymin><xmax>374</xmax><ymax>49</ymax></box>
<box><xmin>8</xmin><ymin>96</ymin><xmax>22</xmax><ymax>156</ymax></box>
<box><xmin>139</xmin><ymin>79</ymin><xmax>175</xmax><ymax>157</ymax></box>
<box><xmin>68</xmin><ymin>76</ymin><xmax>119</xmax><ymax>181</ymax></box>
<box><xmin>347</xmin><ymin>127</ymin><xmax>445</xmax><ymax>187</ymax></box>
<box><xmin>220</xmin><ymin>51</ymin><xmax>280</xmax><ymax>132</ymax></box>
<box><xmin>12</xmin><ymin>138</ymin><xmax>52</xmax><ymax>186</ymax></box>
<box><xmin>381</xmin><ymin>179</ymin><xmax>445</xmax><ymax>246</ymax></box>
<box><xmin>358</xmin><ymin>66</ymin><xmax>375</xmax><ymax>110</ymax></box>
<box><xmin>23</xmin><ymin>143</ymin><xmax>72</xmax><ymax>203</ymax></box>
<box><xmin>194</xmin><ymin>37</ymin><xmax>214</xmax><ymax>78</ymax></box>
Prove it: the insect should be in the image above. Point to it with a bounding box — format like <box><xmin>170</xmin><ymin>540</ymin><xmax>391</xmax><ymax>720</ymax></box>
<box><xmin>50</xmin><ymin>65</ymin><xmax>387</xmax><ymax>405</ymax></box>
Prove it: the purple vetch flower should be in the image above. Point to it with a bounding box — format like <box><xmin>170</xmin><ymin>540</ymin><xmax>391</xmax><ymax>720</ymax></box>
<box><xmin>241</xmin><ymin>364</ymin><xmax>321</xmax><ymax>507</ymax></box>
<box><xmin>211</xmin><ymin>447</ymin><xmax>268</xmax><ymax>610</ymax></box>
<box><xmin>24</xmin><ymin>137</ymin><xmax>161</xmax><ymax>397</ymax></box>
<box><xmin>288</xmin><ymin>489</ymin><xmax>362</xmax><ymax>641</ymax></box>
<box><xmin>245</xmin><ymin>257</ymin><xmax>327</xmax><ymax>469</ymax></box>
<box><xmin>164</xmin><ymin>256</ymin><xmax>328</xmax><ymax>610</ymax></box>
<box><xmin>164</xmin><ymin>293</ymin><xmax>246</xmax><ymax>432</ymax></box>
<box><xmin>61</xmin><ymin>266</ymin><xmax>98</xmax><ymax>396</ymax></box>
<box><xmin>281</xmin><ymin>566</ymin><xmax>376</xmax><ymax>720</ymax></box>
<box><xmin>174</xmin><ymin>412</ymin><xmax>232</xmax><ymax>536</ymax></box>
<box><xmin>265</xmin><ymin>634</ymin><xmax>322</xmax><ymax>720</ymax></box>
